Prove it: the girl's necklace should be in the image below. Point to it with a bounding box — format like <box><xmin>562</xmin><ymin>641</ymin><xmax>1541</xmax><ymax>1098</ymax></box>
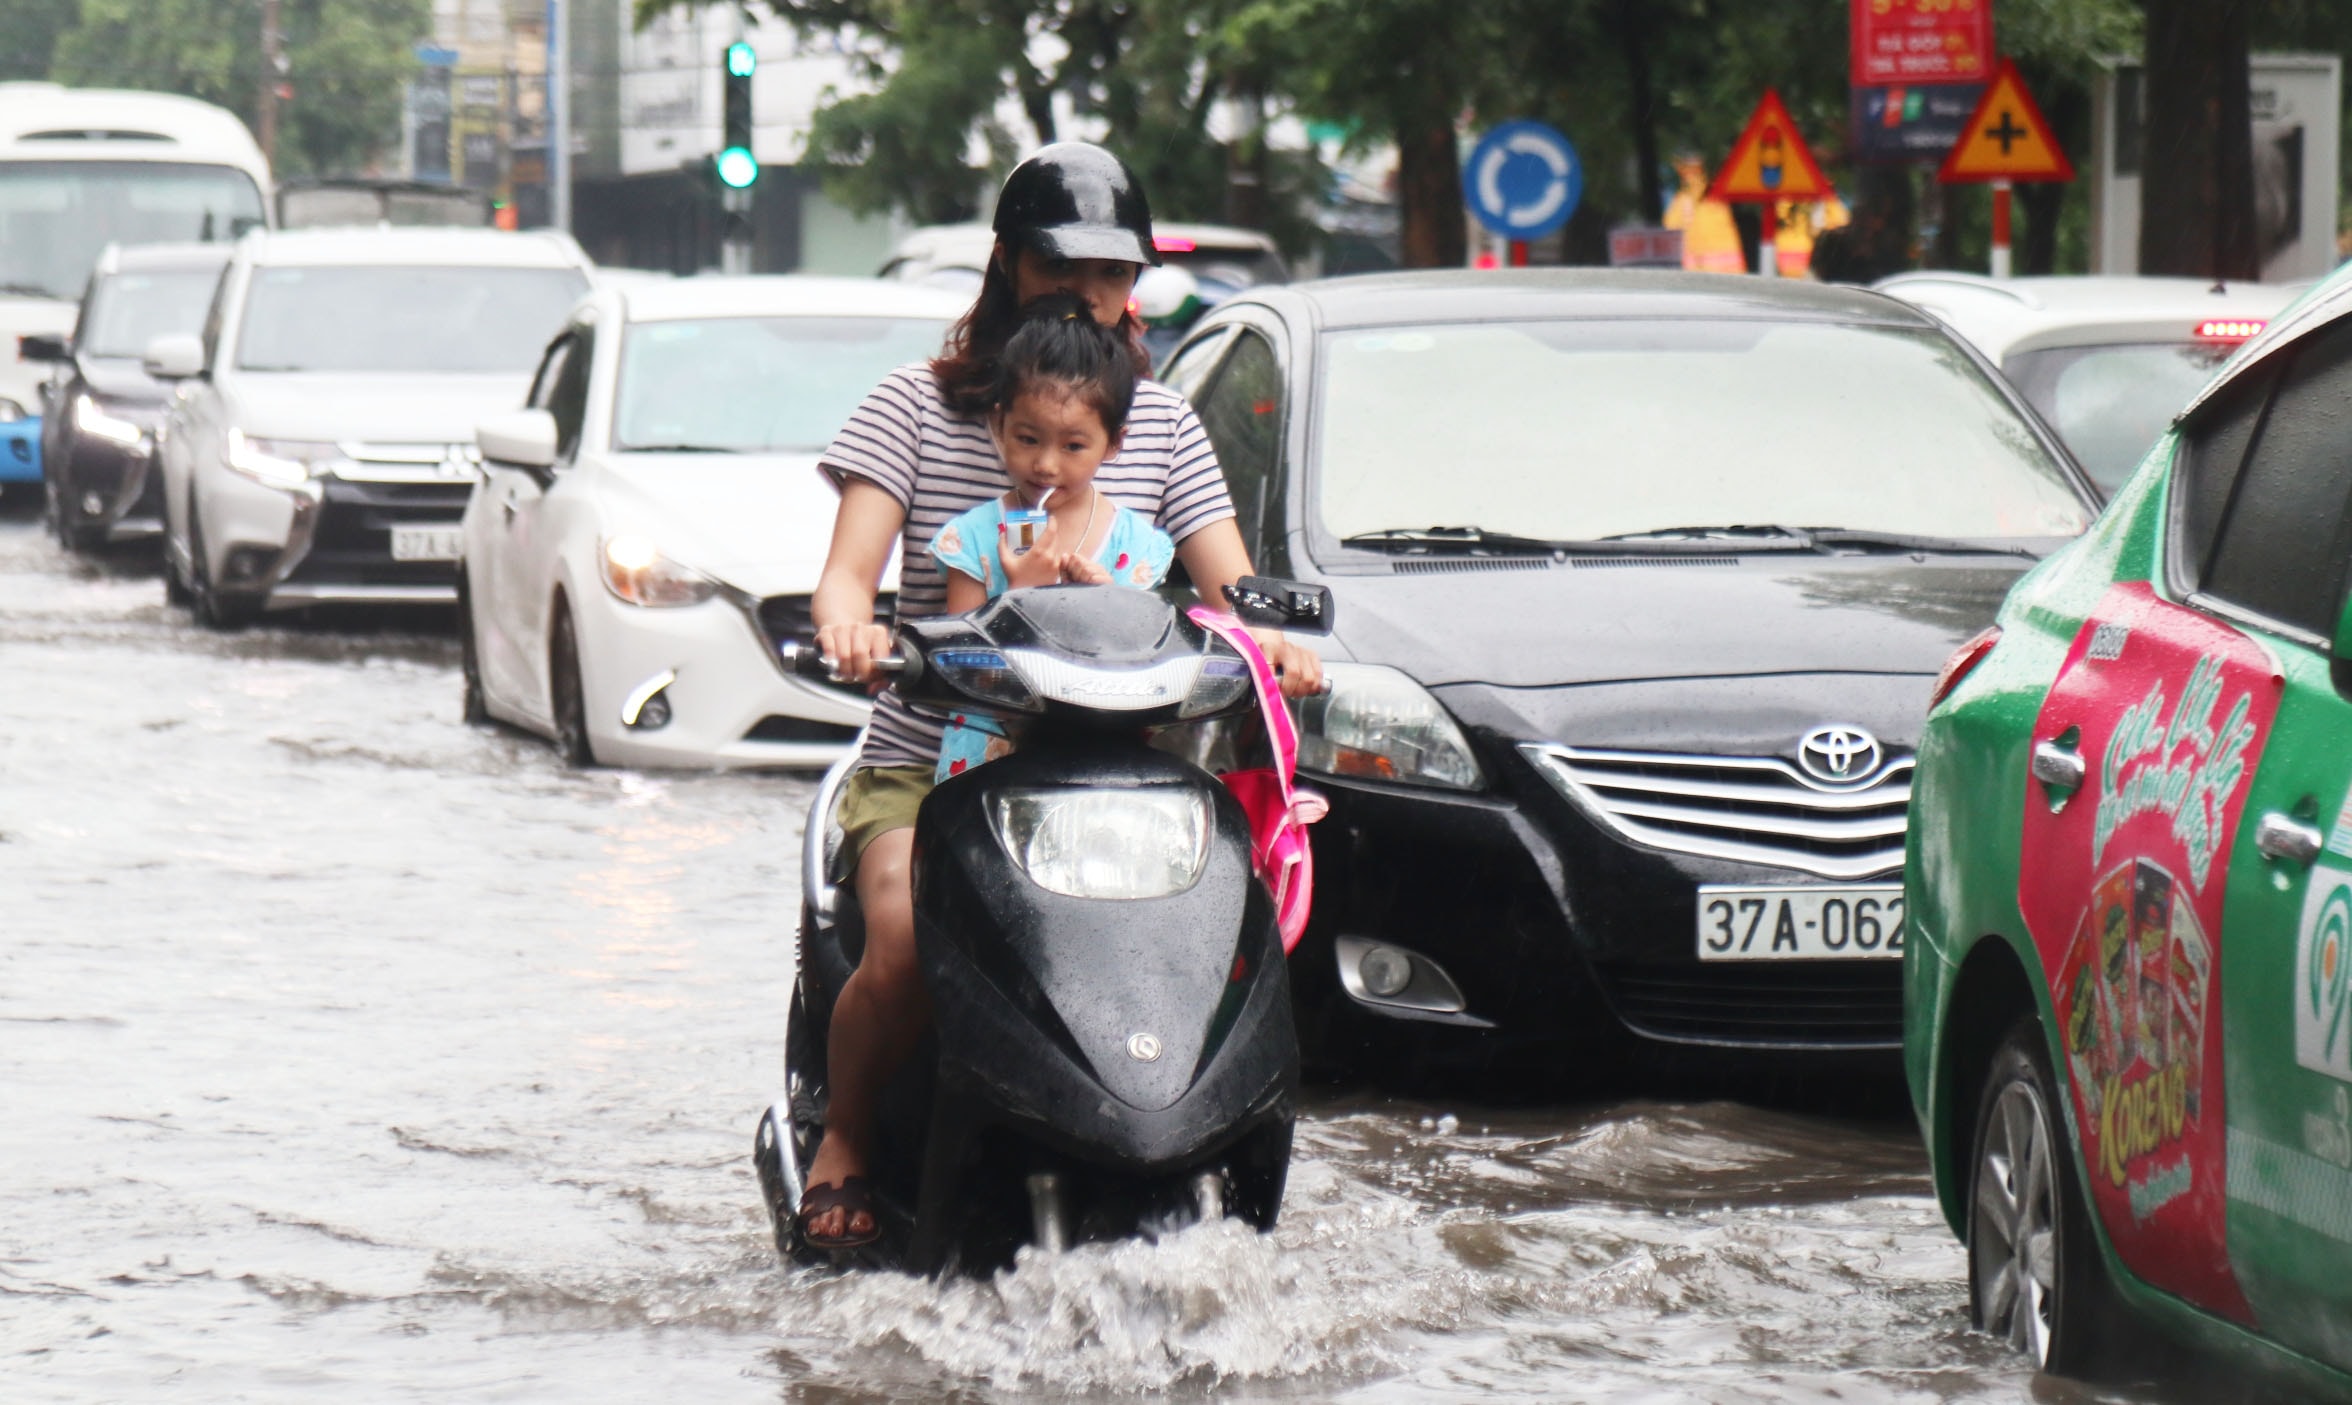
<box><xmin>1077</xmin><ymin>489</ymin><xmax>1100</xmax><ymax>557</ymax></box>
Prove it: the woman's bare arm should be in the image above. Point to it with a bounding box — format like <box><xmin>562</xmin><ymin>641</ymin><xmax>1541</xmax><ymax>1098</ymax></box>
<box><xmin>1174</xmin><ymin>518</ymin><xmax>1324</xmax><ymax>697</ymax></box>
<box><xmin>812</xmin><ymin>479</ymin><xmax>905</xmax><ymax>682</ymax></box>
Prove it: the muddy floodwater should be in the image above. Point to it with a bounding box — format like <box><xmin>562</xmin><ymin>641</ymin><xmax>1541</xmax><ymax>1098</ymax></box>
<box><xmin>0</xmin><ymin>511</ymin><xmax>2144</xmax><ymax>1401</ymax></box>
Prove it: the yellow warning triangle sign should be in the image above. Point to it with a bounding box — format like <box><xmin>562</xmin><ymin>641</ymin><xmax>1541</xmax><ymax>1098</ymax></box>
<box><xmin>1707</xmin><ymin>89</ymin><xmax>1833</xmax><ymax>204</ymax></box>
<box><xmin>1939</xmin><ymin>59</ymin><xmax>2076</xmax><ymax>183</ymax></box>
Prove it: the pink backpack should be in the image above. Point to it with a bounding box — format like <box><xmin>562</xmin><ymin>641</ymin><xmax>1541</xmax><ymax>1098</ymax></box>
<box><xmin>1187</xmin><ymin>607</ymin><xmax>1326</xmax><ymax>954</ymax></box>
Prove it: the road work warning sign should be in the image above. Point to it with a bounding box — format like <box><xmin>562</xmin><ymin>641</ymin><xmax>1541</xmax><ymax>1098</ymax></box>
<box><xmin>1708</xmin><ymin>90</ymin><xmax>1834</xmax><ymax>203</ymax></box>
<box><xmin>1938</xmin><ymin>59</ymin><xmax>2075</xmax><ymax>183</ymax></box>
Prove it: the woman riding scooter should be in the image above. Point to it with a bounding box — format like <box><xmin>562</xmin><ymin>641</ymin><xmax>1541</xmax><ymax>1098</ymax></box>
<box><xmin>802</xmin><ymin>142</ymin><xmax>1322</xmax><ymax>1249</ymax></box>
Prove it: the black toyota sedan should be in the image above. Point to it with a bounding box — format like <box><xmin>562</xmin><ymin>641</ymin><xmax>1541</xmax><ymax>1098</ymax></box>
<box><xmin>26</xmin><ymin>242</ymin><xmax>229</xmax><ymax>551</ymax></box>
<box><xmin>1157</xmin><ymin>270</ymin><xmax>2098</xmax><ymax>1075</ymax></box>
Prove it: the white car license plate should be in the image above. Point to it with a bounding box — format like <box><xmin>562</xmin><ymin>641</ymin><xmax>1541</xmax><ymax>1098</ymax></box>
<box><xmin>1696</xmin><ymin>885</ymin><xmax>1906</xmax><ymax>961</ymax></box>
<box><xmin>390</xmin><ymin>525</ymin><xmax>463</xmax><ymax>562</ymax></box>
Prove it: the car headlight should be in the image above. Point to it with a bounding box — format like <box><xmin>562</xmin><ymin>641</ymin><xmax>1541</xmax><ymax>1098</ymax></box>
<box><xmin>73</xmin><ymin>393</ymin><xmax>146</xmax><ymax>450</ymax></box>
<box><xmin>1295</xmin><ymin>662</ymin><xmax>1484</xmax><ymax>790</ymax></box>
<box><xmin>990</xmin><ymin>787</ymin><xmax>1210</xmax><ymax>899</ymax></box>
<box><xmin>0</xmin><ymin>397</ymin><xmax>26</xmax><ymax>424</ymax></box>
<box><xmin>599</xmin><ymin>533</ymin><xmax>719</xmax><ymax>608</ymax></box>
<box><xmin>226</xmin><ymin>429</ymin><xmax>341</xmax><ymax>489</ymax></box>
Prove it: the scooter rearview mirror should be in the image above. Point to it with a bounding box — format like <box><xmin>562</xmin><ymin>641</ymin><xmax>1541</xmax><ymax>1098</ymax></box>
<box><xmin>1223</xmin><ymin>576</ymin><xmax>1334</xmax><ymax>635</ymax></box>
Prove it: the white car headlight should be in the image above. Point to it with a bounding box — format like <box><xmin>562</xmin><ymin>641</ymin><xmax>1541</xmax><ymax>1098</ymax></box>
<box><xmin>599</xmin><ymin>533</ymin><xmax>719</xmax><ymax>608</ymax></box>
<box><xmin>74</xmin><ymin>393</ymin><xmax>147</xmax><ymax>450</ymax></box>
<box><xmin>990</xmin><ymin>787</ymin><xmax>1210</xmax><ymax>900</ymax></box>
<box><xmin>1295</xmin><ymin>662</ymin><xmax>1484</xmax><ymax>790</ymax></box>
<box><xmin>225</xmin><ymin>429</ymin><xmax>341</xmax><ymax>489</ymax></box>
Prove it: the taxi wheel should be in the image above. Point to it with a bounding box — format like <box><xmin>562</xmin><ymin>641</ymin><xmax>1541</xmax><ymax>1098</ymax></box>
<box><xmin>1968</xmin><ymin>1018</ymin><xmax>2114</xmax><ymax>1376</ymax></box>
<box><xmin>549</xmin><ymin>605</ymin><xmax>598</xmax><ymax>767</ymax></box>
<box><xmin>456</xmin><ymin>570</ymin><xmax>488</xmax><ymax>726</ymax></box>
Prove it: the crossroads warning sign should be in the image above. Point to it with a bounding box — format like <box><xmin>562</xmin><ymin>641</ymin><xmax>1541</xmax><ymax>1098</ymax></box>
<box><xmin>1707</xmin><ymin>90</ymin><xmax>1834</xmax><ymax>203</ymax></box>
<box><xmin>1938</xmin><ymin>59</ymin><xmax>2075</xmax><ymax>183</ymax></box>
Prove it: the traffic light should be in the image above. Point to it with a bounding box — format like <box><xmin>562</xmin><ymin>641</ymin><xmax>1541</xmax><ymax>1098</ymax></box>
<box><xmin>719</xmin><ymin>41</ymin><xmax>757</xmax><ymax>189</ymax></box>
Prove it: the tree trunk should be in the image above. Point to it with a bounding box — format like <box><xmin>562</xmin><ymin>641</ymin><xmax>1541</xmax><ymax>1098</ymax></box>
<box><xmin>2139</xmin><ymin>0</ymin><xmax>2257</xmax><ymax>280</ymax></box>
<box><xmin>1397</xmin><ymin>117</ymin><xmax>1465</xmax><ymax>268</ymax></box>
<box><xmin>1614</xmin><ymin>0</ymin><xmax>1662</xmax><ymax>222</ymax></box>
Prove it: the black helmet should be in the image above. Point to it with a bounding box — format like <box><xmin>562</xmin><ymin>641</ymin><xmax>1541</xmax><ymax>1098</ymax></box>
<box><xmin>991</xmin><ymin>142</ymin><xmax>1160</xmax><ymax>267</ymax></box>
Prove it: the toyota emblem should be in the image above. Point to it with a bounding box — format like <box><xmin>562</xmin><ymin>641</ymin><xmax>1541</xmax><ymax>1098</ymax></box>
<box><xmin>1797</xmin><ymin>726</ymin><xmax>1881</xmax><ymax>785</ymax></box>
<box><xmin>1126</xmin><ymin>1032</ymin><xmax>1163</xmax><ymax>1063</ymax></box>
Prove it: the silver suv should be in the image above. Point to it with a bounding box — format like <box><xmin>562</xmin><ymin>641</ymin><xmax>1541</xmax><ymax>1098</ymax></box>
<box><xmin>149</xmin><ymin>226</ymin><xmax>592</xmax><ymax>627</ymax></box>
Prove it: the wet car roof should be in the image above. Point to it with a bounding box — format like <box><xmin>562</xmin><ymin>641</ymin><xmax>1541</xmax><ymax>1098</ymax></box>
<box><xmin>1266</xmin><ymin>269</ymin><xmax>1941</xmax><ymax>330</ymax></box>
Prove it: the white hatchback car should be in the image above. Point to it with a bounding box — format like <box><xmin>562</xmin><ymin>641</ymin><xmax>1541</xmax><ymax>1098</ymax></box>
<box><xmin>1873</xmin><ymin>273</ymin><xmax>2300</xmax><ymax>498</ymax></box>
<box><xmin>459</xmin><ymin>276</ymin><xmax>963</xmax><ymax>770</ymax></box>
<box><xmin>149</xmin><ymin>226</ymin><xmax>593</xmax><ymax>627</ymax></box>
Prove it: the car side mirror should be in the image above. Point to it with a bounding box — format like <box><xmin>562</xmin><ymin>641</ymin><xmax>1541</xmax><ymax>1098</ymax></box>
<box><xmin>17</xmin><ymin>332</ymin><xmax>68</xmax><ymax>363</ymax></box>
<box><xmin>478</xmin><ymin>409</ymin><xmax>558</xmax><ymax>472</ymax></box>
<box><xmin>141</xmin><ymin>333</ymin><xmax>206</xmax><ymax>381</ymax></box>
<box><xmin>1223</xmin><ymin>575</ymin><xmax>1334</xmax><ymax>634</ymax></box>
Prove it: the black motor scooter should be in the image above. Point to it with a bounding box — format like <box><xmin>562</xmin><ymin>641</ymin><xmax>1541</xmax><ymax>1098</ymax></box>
<box><xmin>754</xmin><ymin>578</ymin><xmax>1332</xmax><ymax>1274</ymax></box>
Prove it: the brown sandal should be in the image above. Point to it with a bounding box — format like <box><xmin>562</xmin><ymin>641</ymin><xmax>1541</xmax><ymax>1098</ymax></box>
<box><xmin>798</xmin><ymin>1176</ymin><xmax>881</xmax><ymax>1250</ymax></box>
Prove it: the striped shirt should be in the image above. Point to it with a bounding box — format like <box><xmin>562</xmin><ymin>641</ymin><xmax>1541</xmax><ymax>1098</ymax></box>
<box><xmin>818</xmin><ymin>361</ymin><xmax>1235</xmax><ymax>769</ymax></box>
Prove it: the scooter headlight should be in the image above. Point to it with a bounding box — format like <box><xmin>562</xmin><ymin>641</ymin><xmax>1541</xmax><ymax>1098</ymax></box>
<box><xmin>1295</xmin><ymin>662</ymin><xmax>1484</xmax><ymax>790</ymax></box>
<box><xmin>990</xmin><ymin>787</ymin><xmax>1210</xmax><ymax>900</ymax></box>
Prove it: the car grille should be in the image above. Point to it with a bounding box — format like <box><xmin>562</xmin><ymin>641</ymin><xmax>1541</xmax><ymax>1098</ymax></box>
<box><xmin>1603</xmin><ymin>963</ymin><xmax>1904</xmax><ymax>1048</ymax></box>
<box><xmin>283</xmin><ymin>478</ymin><xmax>469</xmax><ymax>585</ymax></box>
<box><xmin>1520</xmin><ymin>744</ymin><xmax>1910</xmax><ymax>880</ymax></box>
<box><xmin>754</xmin><ymin>592</ymin><xmax>895</xmax><ymax>697</ymax></box>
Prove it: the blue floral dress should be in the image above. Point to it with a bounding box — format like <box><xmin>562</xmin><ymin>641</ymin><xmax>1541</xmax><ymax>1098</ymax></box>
<box><xmin>926</xmin><ymin>494</ymin><xmax>1176</xmax><ymax>781</ymax></box>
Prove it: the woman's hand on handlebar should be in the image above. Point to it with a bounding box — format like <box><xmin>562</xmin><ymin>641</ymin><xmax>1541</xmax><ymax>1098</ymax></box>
<box><xmin>1254</xmin><ymin>630</ymin><xmax>1325</xmax><ymax>699</ymax></box>
<box><xmin>814</xmin><ymin>621</ymin><xmax>896</xmax><ymax>688</ymax></box>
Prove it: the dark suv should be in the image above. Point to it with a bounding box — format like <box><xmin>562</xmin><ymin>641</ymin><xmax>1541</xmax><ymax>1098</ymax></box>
<box><xmin>27</xmin><ymin>243</ymin><xmax>228</xmax><ymax>550</ymax></box>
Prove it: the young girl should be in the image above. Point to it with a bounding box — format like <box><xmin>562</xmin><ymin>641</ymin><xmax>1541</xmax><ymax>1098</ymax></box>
<box><xmin>927</xmin><ymin>293</ymin><xmax>1174</xmax><ymax>780</ymax></box>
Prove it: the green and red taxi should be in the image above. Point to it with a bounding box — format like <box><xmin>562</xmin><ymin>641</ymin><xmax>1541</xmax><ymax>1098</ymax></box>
<box><xmin>1907</xmin><ymin>261</ymin><xmax>2352</xmax><ymax>1389</ymax></box>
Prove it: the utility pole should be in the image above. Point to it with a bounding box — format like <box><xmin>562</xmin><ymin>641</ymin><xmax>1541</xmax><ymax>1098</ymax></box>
<box><xmin>257</xmin><ymin>0</ymin><xmax>283</xmax><ymax>167</ymax></box>
<box><xmin>548</xmin><ymin>0</ymin><xmax>571</xmax><ymax>232</ymax></box>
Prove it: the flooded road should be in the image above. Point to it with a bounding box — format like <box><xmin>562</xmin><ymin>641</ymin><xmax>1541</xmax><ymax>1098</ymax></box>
<box><xmin>0</xmin><ymin>510</ymin><xmax>2117</xmax><ymax>1401</ymax></box>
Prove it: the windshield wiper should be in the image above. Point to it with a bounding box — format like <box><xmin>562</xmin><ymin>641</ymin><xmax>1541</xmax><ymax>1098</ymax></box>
<box><xmin>1596</xmin><ymin>524</ymin><xmax>1820</xmax><ymax>551</ymax></box>
<box><xmin>1341</xmin><ymin>525</ymin><xmax>1561</xmax><ymax>554</ymax></box>
<box><xmin>1801</xmin><ymin>527</ymin><xmax>2042</xmax><ymax>559</ymax></box>
<box><xmin>0</xmin><ymin>282</ymin><xmax>61</xmax><ymax>299</ymax></box>
<box><xmin>621</xmin><ymin>442</ymin><xmax>736</xmax><ymax>454</ymax></box>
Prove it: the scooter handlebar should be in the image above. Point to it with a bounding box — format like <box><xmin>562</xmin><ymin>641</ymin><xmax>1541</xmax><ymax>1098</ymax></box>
<box><xmin>780</xmin><ymin>640</ymin><xmax>905</xmax><ymax>684</ymax></box>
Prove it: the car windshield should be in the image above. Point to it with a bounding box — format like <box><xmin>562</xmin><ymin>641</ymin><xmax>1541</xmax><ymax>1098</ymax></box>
<box><xmin>613</xmin><ymin>316</ymin><xmax>951</xmax><ymax>453</ymax></box>
<box><xmin>236</xmin><ymin>265</ymin><xmax>587</xmax><ymax>373</ymax></box>
<box><xmin>0</xmin><ymin>161</ymin><xmax>263</xmax><ymax>301</ymax></box>
<box><xmin>81</xmin><ymin>269</ymin><xmax>221</xmax><ymax>358</ymax></box>
<box><xmin>2002</xmin><ymin>341</ymin><xmax>2236</xmax><ymax>497</ymax></box>
<box><xmin>1316</xmin><ymin>319</ymin><xmax>2091</xmax><ymax>543</ymax></box>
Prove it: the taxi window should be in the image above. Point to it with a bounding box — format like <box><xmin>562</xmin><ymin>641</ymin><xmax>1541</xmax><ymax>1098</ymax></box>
<box><xmin>2201</xmin><ymin>321</ymin><xmax>2352</xmax><ymax>637</ymax></box>
<box><xmin>2173</xmin><ymin>359</ymin><xmax>2276</xmax><ymax>594</ymax></box>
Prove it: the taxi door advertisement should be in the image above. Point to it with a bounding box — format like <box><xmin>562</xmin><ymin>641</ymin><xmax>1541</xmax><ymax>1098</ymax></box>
<box><xmin>2018</xmin><ymin>583</ymin><xmax>2281</xmax><ymax>1320</ymax></box>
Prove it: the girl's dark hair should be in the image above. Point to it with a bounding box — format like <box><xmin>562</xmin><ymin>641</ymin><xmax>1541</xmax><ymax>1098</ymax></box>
<box><xmin>929</xmin><ymin>246</ymin><xmax>1151</xmax><ymax>415</ymax></box>
<box><xmin>984</xmin><ymin>290</ymin><xmax>1139</xmax><ymax>436</ymax></box>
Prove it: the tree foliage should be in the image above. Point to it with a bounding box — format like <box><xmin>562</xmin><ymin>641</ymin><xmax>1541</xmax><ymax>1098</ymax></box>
<box><xmin>34</xmin><ymin>0</ymin><xmax>425</xmax><ymax>178</ymax></box>
<box><xmin>639</xmin><ymin>0</ymin><xmax>2333</xmax><ymax>273</ymax></box>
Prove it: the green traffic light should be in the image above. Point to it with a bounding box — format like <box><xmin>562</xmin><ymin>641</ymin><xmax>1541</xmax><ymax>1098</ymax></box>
<box><xmin>726</xmin><ymin>41</ymin><xmax>756</xmax><ymax>78</ymax></box>
<box><xmin>716</xmin><ymin>146</ymin><xmax>758</xmax><ymax>188</ymax></box>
